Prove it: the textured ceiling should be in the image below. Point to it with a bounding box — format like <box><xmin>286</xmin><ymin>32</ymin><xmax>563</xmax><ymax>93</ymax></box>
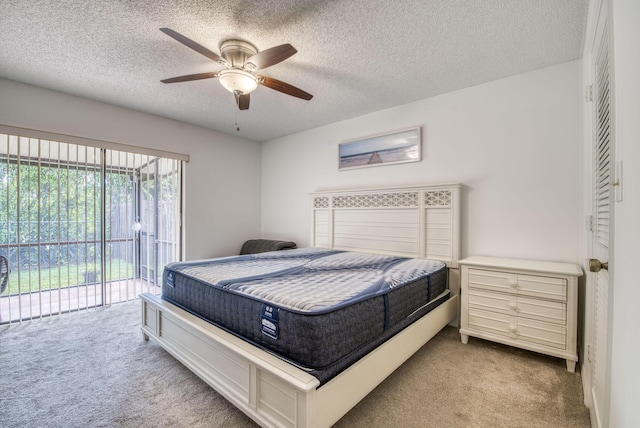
<box><xmin>0</xmin><ymin>0</ymin><xmax>587</xmax><ymax>142</ymax></box>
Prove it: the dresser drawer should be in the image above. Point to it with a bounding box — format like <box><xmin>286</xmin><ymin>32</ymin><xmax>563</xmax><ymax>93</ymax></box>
<box><xmin>517</xmin><ymin>316</ymin><xmax>567</xmax><ymax>350</ymax></box>
<box><xmin>468</xmin><ymin>268</ymin><xmax>567</xmax><ymax>301</ymax></box>
<box><xmin>468</xmin><ymin>288</ymin><xmax>567</xmax><ymax>325</ymax></box>
<box><xmin>468</xmin><ymin>308</ymin><xmax>566</xmax><ymax>350</ymax></box>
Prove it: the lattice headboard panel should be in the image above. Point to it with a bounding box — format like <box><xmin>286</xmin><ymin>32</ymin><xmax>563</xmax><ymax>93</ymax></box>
<box><xmin>310</xmin><ymin>184</ymin><xmax>461</xmax><ymax>267</ymax></box>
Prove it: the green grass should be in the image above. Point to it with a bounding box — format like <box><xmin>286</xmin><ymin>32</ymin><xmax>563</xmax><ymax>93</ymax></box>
<box><xmin>5</xmin><ymin>261</ymin><xmax>135</xmax><ymax>295</ymax></box>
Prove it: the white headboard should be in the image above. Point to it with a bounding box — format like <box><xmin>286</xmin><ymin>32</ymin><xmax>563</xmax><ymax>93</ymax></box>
<box><xmin>310</xmin><ymin>184</ymin><xmax>461</xmax><ymax>268</ymax></box>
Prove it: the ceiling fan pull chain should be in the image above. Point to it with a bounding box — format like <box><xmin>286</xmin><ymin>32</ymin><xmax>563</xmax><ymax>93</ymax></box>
<box><xmin>235</xmin><ymin>110</ymin><xmax>240</xmax><ymax>132</ymax></box>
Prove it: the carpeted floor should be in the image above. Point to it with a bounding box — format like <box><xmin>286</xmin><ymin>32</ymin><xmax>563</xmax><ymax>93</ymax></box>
<box><xmin>0</xmin><ymin>301</ymin><xmax>590</xmax><ymax>427</ymax></box>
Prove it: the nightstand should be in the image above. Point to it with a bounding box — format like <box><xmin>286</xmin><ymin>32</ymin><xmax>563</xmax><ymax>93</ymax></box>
<box><xmin>459</xmin><ymin>256</ymin><xmax>582</xmax><ymax>372</ymax></box>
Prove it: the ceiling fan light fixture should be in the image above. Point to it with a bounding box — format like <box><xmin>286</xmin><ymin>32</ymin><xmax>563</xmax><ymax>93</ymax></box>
<box><xmin>218</xmin><ymin>69</ymin><xmax>258</xmax><ymax>95</ymax></box>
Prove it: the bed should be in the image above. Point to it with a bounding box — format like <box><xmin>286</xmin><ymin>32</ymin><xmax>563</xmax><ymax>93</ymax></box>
<box><xmin>141</xmin><ymin>183</ymin><xmax>461</xmax><ymax>428</ymax></box>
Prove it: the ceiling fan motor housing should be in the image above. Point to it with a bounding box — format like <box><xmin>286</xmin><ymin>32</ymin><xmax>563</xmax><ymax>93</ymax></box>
<box><xmin>219</xmin><ymin>39</ymin><xmax>258</xmax><ymax>68</ymax></box>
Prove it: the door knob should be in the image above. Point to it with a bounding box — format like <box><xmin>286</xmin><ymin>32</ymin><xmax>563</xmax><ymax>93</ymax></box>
<box><xmin>589</xmin><ymin>258</ymin><xmax>608</xmax><ymax>272</ymax></box>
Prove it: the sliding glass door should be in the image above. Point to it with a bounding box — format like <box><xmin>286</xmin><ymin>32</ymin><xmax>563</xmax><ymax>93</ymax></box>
<box><xmin>138</xmin><ymin>157</ymin><xmax>181</xmax><ymax>286</ymax></box>
<box><xmin>0</xmin><ymin>133</ymin><xmax>183</xmax><ymax>323</ymax></box>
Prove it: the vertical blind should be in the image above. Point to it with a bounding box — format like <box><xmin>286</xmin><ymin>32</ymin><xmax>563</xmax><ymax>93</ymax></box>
<box><xmin>0</xmin><ymin>131</ymin><xmax>184</xmax><ymax>323</ymax></box>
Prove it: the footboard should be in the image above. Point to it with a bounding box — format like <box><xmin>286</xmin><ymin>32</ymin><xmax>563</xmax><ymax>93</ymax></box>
<box><xmin>141</xmin><ymin>293</ymin><xmax>458</xmax><ymax>428</ymax></box>
<box><xmin>141</xmin><ymin>293</ymin><xmax>319</xmax><ymax>428</ymax></box>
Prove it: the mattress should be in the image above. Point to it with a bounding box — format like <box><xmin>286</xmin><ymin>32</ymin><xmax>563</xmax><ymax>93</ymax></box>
<box><xmin>162</xmin><ymin>248</ymin><xmax>449</xmax><ymax>384</ymax></box>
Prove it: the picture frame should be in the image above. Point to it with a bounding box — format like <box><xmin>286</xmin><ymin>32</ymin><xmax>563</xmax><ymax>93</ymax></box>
<box><xmin>338</xmin><ymin>127</ymin><xmax>421</xmax><ymax>170</ymax></box>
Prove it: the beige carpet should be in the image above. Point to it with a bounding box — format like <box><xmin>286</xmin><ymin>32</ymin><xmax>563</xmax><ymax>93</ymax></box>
<box><xmin>0</xmin><ymin>301</ymin><xmax>590</xmax><ymax>427</ymax></box>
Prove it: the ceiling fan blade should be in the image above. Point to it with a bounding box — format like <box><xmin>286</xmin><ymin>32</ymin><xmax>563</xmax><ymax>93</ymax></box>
<box><xmin>258</xmin><ymin>75</ymin><xmax>313</xmax><ymax>100</ymax></box>
<box><xmin>160</xmin><ymin>28</ymin><xmax>227</xmax><ymax>65</ymax></box>
<box><xmin>161</xmin><ymin>72</ymin><xmax>218</xmax><ymax>83</ymax></box>
<box><xmin>235</xmin><ymin>93</ymin><xmax>250</xmax><ymax>110</ymax></box>
<box><xmin>245</xmin><ymin>44</ymin><xmax>297</xmax><ymax>70</ymax></box>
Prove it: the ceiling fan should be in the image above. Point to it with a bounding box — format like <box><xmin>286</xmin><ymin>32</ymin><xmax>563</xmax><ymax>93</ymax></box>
<box><xmin>159</xmin><ymin>28</ymin><xmax>313</xmax><ymax>110</ymax></box>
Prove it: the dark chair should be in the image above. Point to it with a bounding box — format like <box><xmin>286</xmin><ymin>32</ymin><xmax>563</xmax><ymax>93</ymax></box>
<box><xmin>239</xmin><ymin>239</ymin><xmax>297</xmax><ymax>255</ymax></box>
<box><xmin>0</xmin><ymin>255</ymin><xmax>9</xmax><ymax>295</ymax></box>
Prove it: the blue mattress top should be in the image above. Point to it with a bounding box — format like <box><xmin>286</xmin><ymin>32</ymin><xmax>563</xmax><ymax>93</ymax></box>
<box><xmin>165</xmin><ymin>248</ymin><xmax>446</xmax><ymax>314</ymax></box>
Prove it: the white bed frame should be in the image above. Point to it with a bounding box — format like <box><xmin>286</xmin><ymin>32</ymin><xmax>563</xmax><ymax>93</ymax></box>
<box><xmin>141</xmin><ymin>183</ymin><xmax>461</xmax><ymax>428</ymax></box>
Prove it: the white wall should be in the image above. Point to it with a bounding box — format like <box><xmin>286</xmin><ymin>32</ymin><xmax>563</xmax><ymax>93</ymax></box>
<box><xmin>262</xmin><ymin>61</ymin><xmax>583</xmax><ymax>264</ymax></box>
<box><xmin>609</xmin><ymin>0</ymin><xmax>640</xmax><ymax>425</ymax></box>
<box><xmin>0</xmin><ymin>78</ymin><xmax>262</xmax><ymax>259</ymax></box>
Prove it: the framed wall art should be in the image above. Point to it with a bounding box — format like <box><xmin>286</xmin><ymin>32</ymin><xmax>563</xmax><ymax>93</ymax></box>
<box><xmin>338</xmin><ymin>127</ymin><xmax>421</xmax><ymax>170</ymax></box>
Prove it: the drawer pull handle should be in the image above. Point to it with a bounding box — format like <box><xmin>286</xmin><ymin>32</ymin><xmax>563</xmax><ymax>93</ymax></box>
<box><xmin>509</xmin><ymin>303</ymin><xmax>518</xmax><ymax>311</ymax></box>
<box><xmin>509</xmin><ymin>325</ymin><xmax>518</xmax><ymax>333</ymax></box>
<box><xmin>509</xmin><ymin>282</ymin><xmax>518</xmax><ymax>288</ymax></box>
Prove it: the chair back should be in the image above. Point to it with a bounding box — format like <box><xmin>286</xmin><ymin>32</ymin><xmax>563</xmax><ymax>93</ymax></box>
<box><xmin>0</xmin><ymin>255</ymin><xmax>9</xmax><ymax>295</ymax></box>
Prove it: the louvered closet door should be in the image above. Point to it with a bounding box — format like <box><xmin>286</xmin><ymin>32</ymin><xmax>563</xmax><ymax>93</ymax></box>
<box><xmin>589</xmin><ymin>1</ymin><xmax>613</xmax><ymax>426</ymax></box>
